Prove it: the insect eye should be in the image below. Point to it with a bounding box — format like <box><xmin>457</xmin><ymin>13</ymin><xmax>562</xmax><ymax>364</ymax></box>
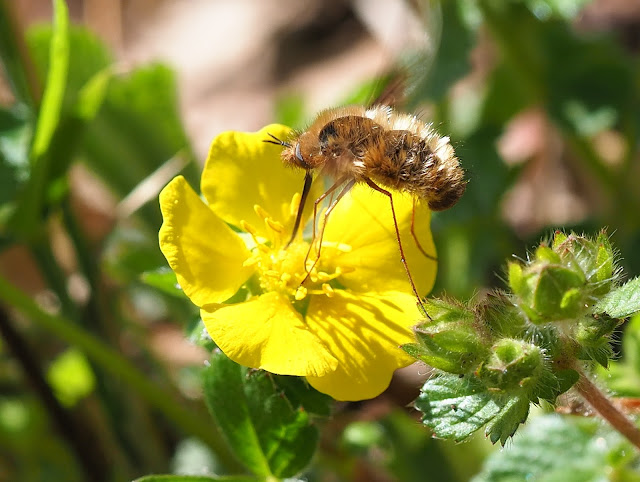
<box><xmin>295</xmin><ymin>143</ymin><xmax>304</xmax><ymax>163</ymax></box>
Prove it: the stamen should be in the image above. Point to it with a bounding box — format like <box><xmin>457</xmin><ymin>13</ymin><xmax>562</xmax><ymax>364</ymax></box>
<box><xmin>336</xmin><ymin>265</ymin><xmax>355</xmax><ymax>274</ymax></box>
<box><xmin>240</xmin><ymin>219</ymin><xmax>261</xmax><ymax>247</ymax></box>
<box><xmin>266</xmin><ymin>217</ymin><xmax>284</xmax><ymax>233</ymax></box>
<box><xmin>290</xmin><ymin>192</ymin><xmax>301</xmax><ymax>217</ymax></box>
<box><xmin>322</xmin><ymin>283</ymin><xmax>335</xmax><ymax>297</ymax></box>
<box><xmin>256</xmin><ymin>243</ymin><xmax>270</xmax><ymax>253</ymax></box>
<box><xmin>280</xmin><ymin>272</ymin><xmax>291</xmax><ymax>283</ymax></box>
<box><xmin>264</xmin><ymin>269</ymin><xmax>280</xmax><ymax>279</ymax></box>
<box><xmin>254</xmin><ymin>204</ymin><xmax>271</xmax><ymax>221</ymax></box>
<box><xmin>316</xmin><ymin>271</ymin><xmax>335</xmax><ymax>282</ymax></box>
<box><xmin>295</xmin><ymin>286</ymin><xmax>307</xmax><ymax>301</ymax></box>
<box><xmin>242</xmin><ymin>256</ymin><xmax>259</xmax><ymax>268</ymax></box>
<box><xmin>240</xmin><ymin>220</ymin><xmax>258</xmax><ymax>236</ymax></box>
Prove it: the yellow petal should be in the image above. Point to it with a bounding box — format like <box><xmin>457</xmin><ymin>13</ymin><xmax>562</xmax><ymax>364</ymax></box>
<box><xmin>159</xmin><ymin>176</ymin><xmax>252</xmax><ymax>306</ymax></box>
<box><xmin>201</xmin><ymin>125</ymin><xmax>321</xmax><ymax>238</ymax></box>
<box><xmin>305</xmin><ymin>290</ymin><xmax>419</xmax><ymax>401</ymax></box>
<box><xmin>322</xmin><ymin>184</ymin><xmax>436</xmax><ymax>297</ymax></box>
<box><xmin>201</xmin><ymin>292</ymin><xmax>339</xmax><ymax>377</ymax></box>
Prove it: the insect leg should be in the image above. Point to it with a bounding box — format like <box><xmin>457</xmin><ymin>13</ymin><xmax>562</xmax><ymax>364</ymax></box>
<box><xmin>309</xmin><ymin>175</ymin><xmax>349</xmax><ymax>243</ymax></box>
<box><xmin>411</xmin><ymin>197</ymin><xmax>437</xmax><ymax>261</ymax></box>
<box><xmin>301</xmin><ymin>178</ymin><xmax>356</xmax><ymax>285</ymax></box>
<box><xmin>363</xmin><ymin>177</ymin><xmax>428</xmax><ymax>313</ymax></box>
<box><xmin>286</xmin><ymin>170</ymin><xmax>313</xmax><ymax>247</ymax></box>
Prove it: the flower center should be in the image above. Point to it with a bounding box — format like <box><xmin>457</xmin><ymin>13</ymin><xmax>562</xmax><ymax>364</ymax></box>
<box><xmin>240</xmin><ymin>199</ymin><xmax>354</xmax><ymax>301</ymax></box>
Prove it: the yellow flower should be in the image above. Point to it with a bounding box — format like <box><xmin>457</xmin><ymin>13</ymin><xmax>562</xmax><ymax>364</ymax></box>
<box><xmin>159</xmin><ymin>125</ymin><xmax>437</xmax><ymax>401</ymax></box>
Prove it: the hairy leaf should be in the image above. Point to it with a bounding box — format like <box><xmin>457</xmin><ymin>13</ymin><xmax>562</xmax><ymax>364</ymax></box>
<box><xmin>595</xmin><ymin>276</ymin><xmax>640</xmax><ymax>319</ymax></box>
<box><xmin>415</xmin><ymin>374</ymin><xmax>501</xmax><ymax>442</ymax></box>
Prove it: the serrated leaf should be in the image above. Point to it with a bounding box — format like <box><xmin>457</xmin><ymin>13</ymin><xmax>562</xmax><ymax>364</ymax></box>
<box><xmin>141</xmin><ymin>267</ymin><xmax>187</xmax><ymax>299</ymax></box>
<box><xmin>595</xmin><ymin>276</ymin><xmax>640</xmax><ymax>319</ymax></box>
<box><xmin>202</xmin><ymin>351</ymin><xmax>319</xmax><ymax>478</ymax></box>
<box><xmin>484</xmin><ymin>395</ymin><xmax>529</xmax><ymax>446</ymax></box>
<box><xmin>415</xmin><ymin>374</ymin><xmax>501</xmax><ymax>442</ymax></box>
<box><xmin>472</xmin><ymin>414</ymin><xmax>630</xmax><ymax>482</ymax></box>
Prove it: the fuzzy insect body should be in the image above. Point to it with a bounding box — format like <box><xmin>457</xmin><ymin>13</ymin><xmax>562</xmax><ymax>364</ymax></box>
<box><xmin>281</xmin><ymin>105</ymin><xmax>466</xmax><ymax>211</ymax></box>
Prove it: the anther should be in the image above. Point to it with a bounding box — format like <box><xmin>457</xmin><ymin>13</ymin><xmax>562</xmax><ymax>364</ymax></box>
<box><xmin>322</xmin><ymin>283</ymin><xmax>335</xmax><ymax>297</ymax></box>
<box><xmin>240</xmin><ymin>220</ymin><xmax>258</xmax><ymax>236</ymax></box>
<box><xmin>295</xmin><ymin>286</ymin><xmax>307</xmax><ymax>301</ymax></box>
<box><xmin>290</xmin><ymin>192</ymin><xmax>301</xmax><ymax>217</ymax></box>
<box><xmin>264</xmin><ymin>270</ymin><xmax>280</xmax><ymax>279</ymax></box>
<box><xmin>242</xmin><ymin>256</ymin><xmax>259</xmax><ymax>268</ymax></box>
<box><xmin>266</xmin><ymin>217</ymin><xmax>284</xmax><ymax>233</ymax></box>
<box><xmin>335</xmin><ymin>265</ymin><xmax>355</xmax><ymax>274</ymax></box>
<box><xmin>254</xmin><ymin>204</ymin><xmax>271</xmax><ymax>220</ymax></box>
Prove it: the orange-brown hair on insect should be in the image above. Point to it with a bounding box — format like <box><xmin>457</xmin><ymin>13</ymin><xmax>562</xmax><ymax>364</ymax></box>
<box><xmin>265</xmin><ymin>104</ymin><xmax>466</xmax><ymax>310</ymax></box>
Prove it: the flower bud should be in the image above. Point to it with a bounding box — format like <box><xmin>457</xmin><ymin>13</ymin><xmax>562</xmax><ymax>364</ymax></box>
<box><xmin>508</xmin><ymin>231</ymin><xmax>617</xmax><ymax>324</ymax></box>
<box><xmin>403</xmin><ymin>299</ymin><xmax>486</xmax><ymax>374</ymax></box>
<box><xmin>553</xmin><ymin>230</ymin><xmax>616</xmax><ymax>297</ymax></box>
<box><xmin>477</xmin><ymin>338</ymin><xmax>544</xmax><ymax>392</ymax></box>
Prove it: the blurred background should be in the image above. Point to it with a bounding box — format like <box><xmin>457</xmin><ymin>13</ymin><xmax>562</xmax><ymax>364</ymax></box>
<box><xmin>1</xmin><ymin>0</ymin><xmax>640</xmax><ymax>480</ymax></box>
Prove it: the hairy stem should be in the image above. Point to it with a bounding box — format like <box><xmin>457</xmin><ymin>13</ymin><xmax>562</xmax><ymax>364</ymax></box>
<box><xmin>573</xmin><ymin>364</ymin><xmax>640</xmax><ymax>450</ymax></box>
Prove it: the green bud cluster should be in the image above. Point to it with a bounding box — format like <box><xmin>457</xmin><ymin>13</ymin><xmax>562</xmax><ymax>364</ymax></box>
<box><xmin>508</xmin><ymin>231</ymin><xmax>617</xmax><ymax>324</ymax></box>
<box><xmin>404</xmin><ymin>230</ymin><xmax>623</xmax><ymax>397</ymax></box>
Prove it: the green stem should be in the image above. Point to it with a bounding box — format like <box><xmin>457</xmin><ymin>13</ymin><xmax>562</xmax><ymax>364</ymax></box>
<box><xmin>572</xmin><ymin>363</ymin><xmax>640</xmax><ymax>451</ymax></box>
<box><xmin>0</xmin><ymin>273</ymin><xmax>245</xmax><ymax>473</ymax></box>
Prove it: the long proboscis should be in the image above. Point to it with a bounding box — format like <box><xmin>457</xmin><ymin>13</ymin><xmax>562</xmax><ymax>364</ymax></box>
<box><xmin>287</xmin><ymin>170</ymin><xmax>313</xmax><ymax>247</ymax></box>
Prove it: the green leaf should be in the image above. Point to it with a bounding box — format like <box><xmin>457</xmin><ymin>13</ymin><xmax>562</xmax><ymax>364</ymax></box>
<box><xmin>141</xmin><ymin>266</ymin><xmax>187</xmax><ymax>299</ymax></box>
<box><xmin>8</xmin><ymin>0</ymin><xmax>69</xmax><ymax>239</ymax></box>
<box><xmin>484</xmin><ymin>395</ymin><xmax>529</xmax><ymax>446</ymax></box>
<box><xmin>30</xmin><ymin>0</ymin><xmax>69</xmax><ymax>160</ymax></box>
<box><xmin>601</xmin><ymin>313</ymin><xmax>640</xmax><ymax>397</ymax></box>
<box><xmin>473</xmin><ymin>414</ymin><xmax>631</xmax><ymax>482</ymax></box>
<box><xmin>271</xmin><ymin>375</ymin><xmax>333</xmax><ymax>417</ymax></box>
<box><xmin>415</xmin><ymin>374</ymin><xmax>501</xmax><ymax>442</ymax></box>
<box><xmin>202</xmin><ymin>352</ymin><xmax>319</xmax><ymax>478</ymax></box>
<box><xmin>595</xmin><ymin>276</ymin><xmax>640</xmax><ymax>319</ymax></box>
<box><xmin>27</xmin><ymin>24</ymin><xmax>112</xmax><ymax>115</ymax></box>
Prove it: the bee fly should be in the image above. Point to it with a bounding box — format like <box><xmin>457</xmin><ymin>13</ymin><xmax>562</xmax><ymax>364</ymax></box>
<box><xmin>265</xmin><ymin>104</ymin><xmax>466</xmax><ymax>306</ymax></box>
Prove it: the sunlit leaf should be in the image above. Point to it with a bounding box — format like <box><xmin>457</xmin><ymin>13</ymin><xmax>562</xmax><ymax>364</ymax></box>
<box><xmin>202</xmin><ymin>351</ymin><xmax>319</xmax><ymax>478</ymax></box>
<box><xmin>415</xmin><ymin>374</ymin><xmax>501</xmax><ymax>442</ymax></box>
<box><xmin>29</xmin><ymin>0</ymin><xmax>69</xmax><ymax>160</ymax></box>
<box><xmin>595</xmin><ymin>276</ymin><xmax>640</xmax><ymax>319</ymax></box>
